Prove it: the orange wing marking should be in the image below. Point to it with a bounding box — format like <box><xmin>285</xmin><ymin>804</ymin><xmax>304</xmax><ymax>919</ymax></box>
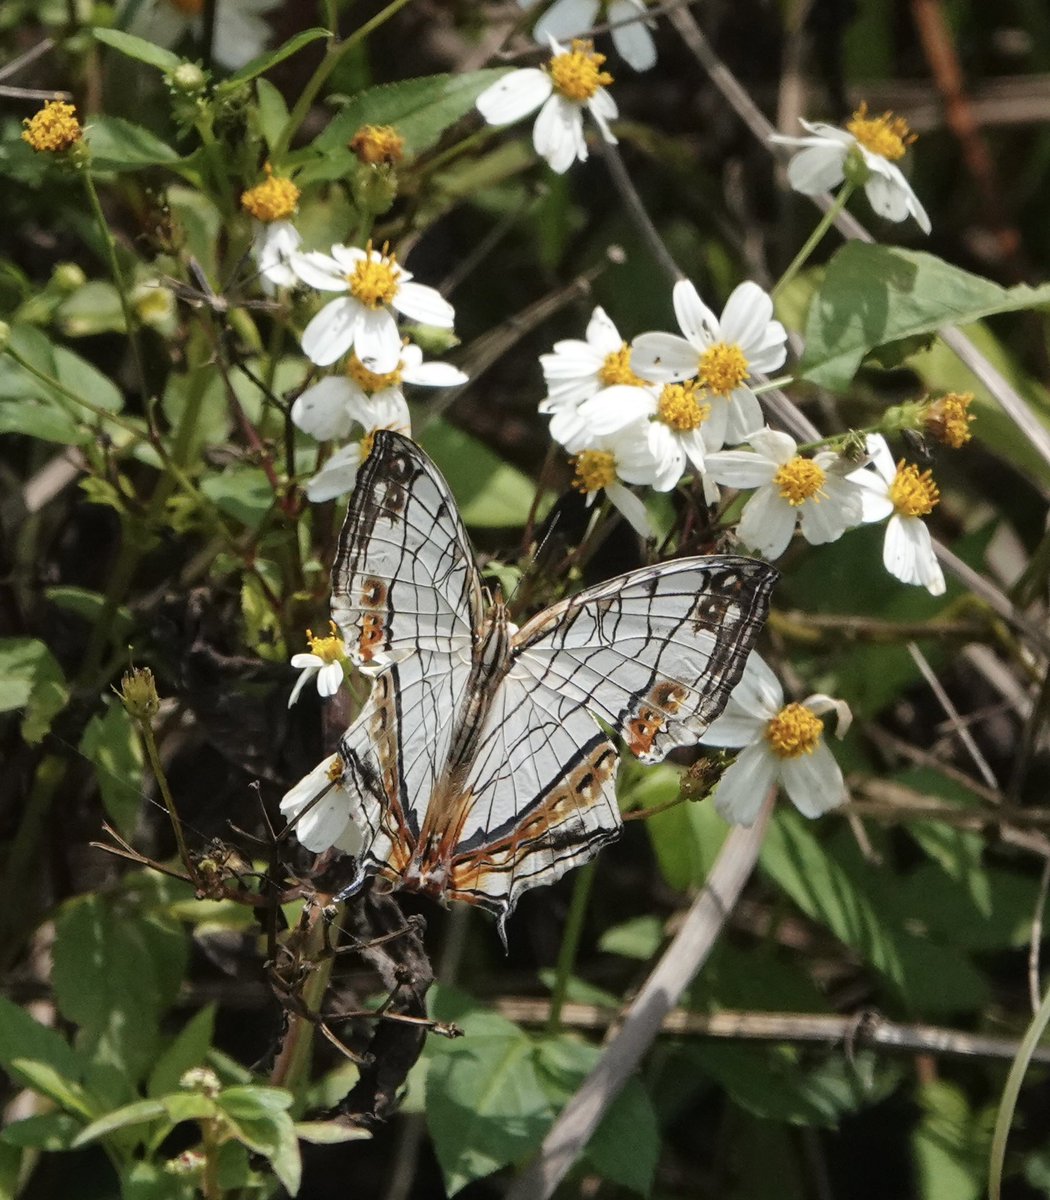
<box><xmin>626</xmin><ymin>680</ymin><xmax>688</xmax><ymax>756</ymax></box>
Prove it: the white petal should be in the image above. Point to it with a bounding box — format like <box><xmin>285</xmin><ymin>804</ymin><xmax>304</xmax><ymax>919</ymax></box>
<box><xmin>392</xmin><ymin>280</ymin><xmax>455</xmax><ymax>328</ymax></box>
<box><xmin>534</xmin><ymin>93</ymin><xmax>585</xmax><ymax>173</ymax></box>
<box><xmin>586</xmin><ymin>306</ymin><xmax>623</xmax><ymax>354</ymax></box>
<box><xmin>697</xmin><ymin>708</ymin><xmax>765</xmax><ymax>749</ymax></box>
<box><xmin>353</xmin><ymin>307</ymin><xmax>402</xmax><ymax>373</ymax></box>
<box><xmin>644</xmin><ymin>422</ymin><xmax>686</xmax><ymax>490</ymax></box>
<box><xmin>780</xmin><ymin>742</ymin><xmax>847</xmax><ymax>817</ymax></box>
<box><xmin>746</xmin><ymin>427</ymin><xmax>796</xmax><ymax>465</ymax></box>
<box><xmin>291</xmin><ymin>377</ymin><xmax>355</xmax><ymax>441</ymax></box>
<box><xmin>291</xmin><ymin>250</ymin><xmax>347</xmax><ymax>292</ymax></box>
<box><xmin>301</xmin><ymin>297</ymin><xmax>361</xmax><ymax>366</ymax></box>
<box><xmin>476</xmin><ymin>68</ymin><xmax>552</xmax><ymax>125</ymax></box>
<box><xmin>713</xmin><ymin>743</ymin><xmax>779</xmax><ymax>826</ymax></box>
<box><xmin>724</xmin><ymin>388</ymin><xmax>764</xmax><ymax>443</ymax></box>
<box><xmin>578</xmin><ymin>384</ymin><xmax>654</xmax><ymax>434</ymax></box>
<box><xmin>329</xmin><ymin>243</ymin><xmax>366</xmax><ymax>272</ymax></box>
<box><xmin>401</xmin><ymin>359</ymin><xmax>467</xmax><ymax>387</ymax></box>
<box><xmin>287</xmin><ymin>665</ymin><xmax>316</xmax><ymax>707</ymax></box>
<box><xmin>587</xmin><ymin>89</ymin><xmax>618</xmax><ymax>142</ymax></box>
<box><xmin>606</xmin><ymin>481</ymin><xmax>654</xmax><ymax>538</ymax></box>
<box><xmin>705</xmin><ymin>448</ymin><xmax>779</xmax><ymax>489</ymax></box>
<box><xmin>533</xmin><ymin>0</ymin><xmax>597</xmax><ymax>43</ymax></box>
<box><xmin>729</xmin><ymin>651</ymin><xmax>784</xmax><ymax>719</ymax></box>
<box><xmin>631</xmin><ymin>332</ymin><xmax>698</xmax><ymax>381</ymax></box>
<box><xmin>797</xmin><ymin>490</ymin><xmax>854</xmax><ymax>545</ymax></box>
<box><xmin>805</xmin><ymin>694</ymin><xmax>853</xmax><ymax>738</ymax></box>
<box><xmin>720</xmin><ymin>281</ymin><xmax>773</xmax><ymax>350</ymax></box>
<box><xmin>345</xmin><ymin>387</ymin><xmax>410</xmax><ymax>432</ymax></box>
<box><xmin>737</xmin><ymin>486</ymin><xmax>796</xmax><ymax>559</ymax></box>
<box><xmin>316</xmin><ymin>660</ymin><xmax>345</xmax><ymax>698</ymax></box>
<box><xmin>608</xmin><ymin>0</ymin><xmax>657</xmax><ymax>71</ymax></box>
<box><xmin>305</xmin><ymin>443</ymin><xmax>364</xmax><ymax>502</ymax></box>
<box><xmin>884</xmin><ymin>515</ymin><xmax>945</xmax><ymax>595</ymax></box>
<box><xmin>785</xmin><ymin>143</ymin><xmax>847</xmax><ymax>194</ymax></box>
<box><xmin>864</xmin><ymin>433</ymin><xmax>898</xmax><ymax>484</ymax></box>
<box><xmin>672</xmin><ymin>279</ymin><xmax>719</xmax><ymax>348</ymax></box>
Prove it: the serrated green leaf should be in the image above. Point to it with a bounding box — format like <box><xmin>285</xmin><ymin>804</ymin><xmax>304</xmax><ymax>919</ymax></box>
<box><xmin>0</xmin><ymin>637</ymin><xmax>68</xmax><ymax>743</ymax></box>
<box><xmin>93</xmin><ymin>27</ymin><xmax>182</xmax><ymax>70</ymax></box>
<box><xmin>220</xmin><ymin>27</ymin><xmax>329</xmax><ymax>87</ymax></box>
<box><xmin>1</xmin><ymin>1112</ymin><xmax>82</xmax><ymax>1150</ymax></box>
<box><xmin>8</xmin><ymin>1060</ymin><xmax>94</xmax><ymax>1119</ymax></box>
<box><xmin>148</xmin><ymin>1005</ymin><xmax>217</xmax><ymax>1098</ymax></box>
<box><xmin>417</xmin><ymin>419</ymin><xmax>541</xmax><ymax>527</ymax></box>
<box><xmin>800</xmin><ymin>243</ymin><xmax>1050</xmax><ymax>390</ymax></box>
<box><xmin>85</xmin><ymin>116</ymin><xmax>180</xmax><ymax>170</ymax></box>
<box><xmin>79</xmin><ymin>699</ymin><xmax>145</xmax><ymax>836</ymax></box>
<box><xmin>299</xmin><ymin>70</ymin><xmax>507</xmax><ymax>185</ymax></box>
<box><xmin>72</xmin><ymin>1098</ymin><xmax>168</xmax><ymax>1146</ymax></box>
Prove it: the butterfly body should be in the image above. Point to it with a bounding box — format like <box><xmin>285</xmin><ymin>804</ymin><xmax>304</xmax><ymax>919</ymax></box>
<box><xmin>285</xmin><ymin>431</ymin><xmax>777</xmax><ymax>936</ymax></box>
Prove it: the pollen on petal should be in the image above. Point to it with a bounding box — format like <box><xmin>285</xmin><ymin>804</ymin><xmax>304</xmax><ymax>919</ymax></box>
<box><xmin>765</xmin><ymin>703</ymin><xmax>823</xmax><ymax>759</ymax></box>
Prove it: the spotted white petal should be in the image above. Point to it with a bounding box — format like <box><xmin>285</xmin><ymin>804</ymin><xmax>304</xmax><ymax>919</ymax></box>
<box><xmin>292</xmin><ymin>377</ymin><xmax>356</xmax><ymax>441</ymax></box>
<box><xmin>477</xmin><ymin>68</ymin><xmax>552</xmax><ymax>125</ymax></box>
<box><xmin>672</xmin><ymin>279</ymin><xmax>720</xmax><ymax>349</ymax></box>
<box><xmin>631</xmin><ymin>332</ymin><xmax>699</xmax><ymax>381</ymax></box>
<box><xmin>353</xmin><ymin>307</ymin><xmax>402</xmax><ymax>373</ymax></box>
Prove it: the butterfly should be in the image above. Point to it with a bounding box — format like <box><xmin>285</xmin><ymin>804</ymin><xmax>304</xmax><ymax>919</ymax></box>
<box><xmin>283</xmin><ymin>430</ymin><xmax>777</xmax><ymax>939</ymax></box>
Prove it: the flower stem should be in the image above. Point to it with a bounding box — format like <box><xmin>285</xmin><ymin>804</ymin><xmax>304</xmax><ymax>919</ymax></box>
<box><xmin>771</xmin><ymin>182</ymin><xmax>855</xmax><ymax>299</ymax></box>
<box><xmin>547</xmin><ymin>861</ymin><xmax>596</xmax><ymax>1035</ymax></box>
<box><xmin>137</xmin><ymin>704</ymin><xmax>195</xmax><ymax>878</ymax></box>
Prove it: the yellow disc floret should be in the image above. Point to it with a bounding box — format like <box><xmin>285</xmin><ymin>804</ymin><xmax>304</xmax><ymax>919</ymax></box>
<box><xmin>698</xmin><ymin>342</ymin><xmax>749</xmax><ymax>396</ymax></box>
<box><xmin>846</xmin><ymin>102</ymin><xmax>916</xmax><ymax>161</ymax></box>
<box><xmin>599</xmin><ymin>343</ymin><xmax>646</xmax><ymax>388</ymax></box>
<box><xmin>548</xmin><ymin>40</ymin><xmax>613</xmax><ymax>103</ymax></box>
<box><xmin>773</xmin><ymin>457</ymin><xmax>827</xmax><ymax>506</ymax></box>
<box><xmin>348</xmin><ymin>241</ymin><xmax>400</xmax><ymax>308</ymax></box>
<box><xmin>22</xmin><ymin>100</ymin><xmax>82</xmax><ymax>153</ymax></box>
<box><xmin>657</xmin><ymin>380</ymin><xmax>710</xmax><ymax>431</ymax></box>
<box><xmin>350</xmin><ymin>124</ymin><xmax>406</xmax><ymax>165</ymax></box>
<box><xmin>347</xmin><ymin>353</ymin><xmax>403</xmax><ymax>394</ymax></box>
<box><xmin>241</xmin><ymin>165</ymin><xmax>300</xmax><ymax>223</ymax></box>
<box><xmin>924</xmin><ymin>392</ymin><xmax>975</xmax><ymax>449</ymax></box>
<box><xmin>890</xmin><ymin>461</ymin><xmax>939</xmax><ymax>517</ymax></box>
<box><xmin>765</xmin><ymin>703</ymin><xmax>824</xmax><ymax>759</ymax></box>
<box><xmin>572</xmin><ymin>450</ymin><xmax>617</xmax><ymax>494</ymax></box>
<box><xmin>306</xmin><ymin>621</ymin><xmax>346</xmax><ymax>663</ymax></box>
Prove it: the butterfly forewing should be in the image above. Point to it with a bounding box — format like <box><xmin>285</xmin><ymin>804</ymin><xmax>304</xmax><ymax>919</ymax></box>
<box><xmin>513</xmin><ymin>558</ymin><xmax>777</xmax><ymax>764</ymax></box>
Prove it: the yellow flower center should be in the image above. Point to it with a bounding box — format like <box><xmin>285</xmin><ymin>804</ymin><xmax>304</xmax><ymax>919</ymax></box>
<box><xmin>548</xmin><ymin>40</ymin><xmax>614</xmax><ymax>103</ymax></box>
<box><xmin>326</xmin><ymin>756</ymin><xmax>345</xmax><ymax>783</ymax></box>
<box><xmin>598</xmin><ymin>343</ymin><xmax>646</xmax><ymax>388</ymax></box>
<box><xmin>657</xmin><ymin>380</ymin><xmax>710</xmax><ymax>432</ymax></box>
<box><xmin>698</xmin><ymin>342</ymin><xmax>749</xmax><ymax>396</ymax></box>
<box><xmin>572</xmin><ymin>450</ymin><xmax>617</xmax><ymax>494</ymax></box>
<box><xmin>924</xmin><ymin>392</ymin><xmax>975</xmax><ymax>449</ymax></box>
<box><xmin>22</xmin><ymin>100</ymin><xmax>82</xmax><ymax>153</ymax></box>
<box><xmin>765</xmin><ymin>703</ymin><xmax>823</xmax><ymax>759</ymax></box>
<box><xmin>890</xmin><ymin>461</ymin><xmax>939</xmax><ymax>517</ymax></box>
<box><xmin>347</xmin><ymin>241</ymin><xmax>400</xmax><ymax>308</ymax></box>
<box><xmin>346</xmin><ymin>353</ymin><xmax>403</xmax><ymax>393</ymax></box>
<box><xmin>360</xmin><ymin>430</ymin><xmax>377</xmax><ymax>460</ymax></box>
<box><xmin>240</xmin><ymin>166</ymin><xmax>300</xmax><ymax>223</ymax></box>
<box><xmin>773</xmin><ymin>457</ymin><xmax>827</xmax><ymax>506</ymax></box>
<box><xmin>305</xmin><ymin>621</ymin><xmax>346</xmax><ymax>664</ymax></box>
<box><xmin>846</xmin><ymin>102</ymin><xmax>916</xmax><ymax>161</ymax></box>
<box><xmin>350</xmin><ymin>124</ymin><xmax>406</xmax><ymax>166</ymax></box>
<box><xmin>168</xmin><ymin>0</ymin><xmax>203</xmax><ymax>13</ymax></box>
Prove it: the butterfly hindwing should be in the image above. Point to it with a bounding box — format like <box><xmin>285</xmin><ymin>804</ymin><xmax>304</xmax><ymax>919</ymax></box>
<box><xmin>512</xmin><ymin>558</ymin><xmax>778</xmax><ymax>764</ymax></box>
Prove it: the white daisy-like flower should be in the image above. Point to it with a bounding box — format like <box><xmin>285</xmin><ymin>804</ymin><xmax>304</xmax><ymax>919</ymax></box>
<box><xmin>476</xmin><ymin>36</ymin><xmax>618</xmax><ymax>174</ymax></box>
<box><xmin>539</xmin><ymin>306</ymin><xmax>652</xmax><ymax>452</ymax></box>
<box><xmin>700</xmin><ymin>652</ymin><xmax>851</xmax><ymax>826</ymax></box>
<box><xmin>568</xmin><ymin>426</ymin><xmax>663</xmax><ymax>537</ymax></box>
<box><xmin>631</xmin><ymin>280</ymin><xmax>787</xmax><ymax>445</ymax></box>
<box><xmin>292</xmin><ymin>344</ymin><xmax>466</xmax><ymax>442</ymax></box>
<box><xmin>704</xmin><ymin>429</ymin><xmax>863</xmax><ymax>559</ymax></box>
<box><xmin>771</xmin><ymin>104</ymin><xmax>931</xmax><ymax>234</ymax></box>
<box><xmin>123</xmin><ymin>0</ymin><xmax>280</xmax><ymax>71</ymax></box>
<box><xmin>240</xmin><ymin>168</ymin><xmax>302</xmax><ymax>290</ymax></box>
<box><xmin>280</xmin><ymin>753</ymin><xmax>363</xmax><ymax>855</ymax></box>
<box><xmin>848</xmin><ymin>434</ymin><xmax>946</xmax><ymax>596</ymax></box>
<box><xmin>519</xmin><ymin>0</ymin><xmax>657</xmax><ymax>73</ymax></box>
<box><xmin>292</xmin><ymin>241</ymin><xmax>455</xmax><ymax>372</ymax></box>
<box><xmin>288</xmin><ymin>622</ymin><xmax>347</xmax><ymax>707</ymax></box>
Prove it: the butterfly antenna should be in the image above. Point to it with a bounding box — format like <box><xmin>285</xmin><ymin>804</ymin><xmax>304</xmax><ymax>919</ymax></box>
<box><xmin>505</xmin><ymin>510</ymin><xmax>562</xmax><ymax>606</ymax></box>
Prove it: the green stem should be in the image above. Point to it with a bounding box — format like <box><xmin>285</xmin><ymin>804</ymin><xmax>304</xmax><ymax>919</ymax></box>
<box><xmin>988</xmin><ymin>979</ymin><xmax>1050</xmax><ymax>1199</ymax></box>
<box><xmin>273</xmin><ymin>0</ymin><xmax>417</xmax><ymax>157</ymax></box>
<box><xmin>137</xmin><ymin>707</ymin><xmax>194</xmax><ymax>877</ymax></box>
<box><xmin>771</xmin><ymin>182</ymin><xmax>855</xmax><ymax>299</ymax></box>
<box><xmin>81</xmin><ymin>167</ymin><xmax>150</xmax><ymax>406</ymax></box>
<box><xmin>547</xmin><ymin>861</ymin><xmax>596</xmax><ymax>1035</ymax></box>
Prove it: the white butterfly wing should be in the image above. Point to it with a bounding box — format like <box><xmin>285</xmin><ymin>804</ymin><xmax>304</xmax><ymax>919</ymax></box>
<box><xmin>513</xmin><ymin>558</ymin><xmax>778</xmax><ymax>764</ymax></box>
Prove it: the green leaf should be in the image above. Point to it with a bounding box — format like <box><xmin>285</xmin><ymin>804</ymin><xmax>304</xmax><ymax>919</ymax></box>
<box><xmin>160</xmin><ymin>1092</ymin><xmax>219</xmax><ymax>1124</ymax></box>
<box><xmin>122</xmin><ymin>1159</ymin><xmax>197</xmax><ymax>1200</ymax></box>
<box><xmin>85</xmin><ymin>116</ymin><xmax>180</xmax><ymax>171</ymax></box>
<box><xmin>582</xmin><ymin>1078</ymin><xmax>660</xmax><ymax>1196</ymax></box>
<box><xmin>220</xmin><ymin>27</ymin><xmax>329</xmax><ymax>87</ymax></box>
<box><xmin>255</xmin><ymin>78</ymin><xmax>290</xmax><ymax>152</ymax></box>
<box><xmin>913</xmin><ymin>1080</ymin><xmax>986</xmax><ymax>1200</ymax></box>
<box><xmin>300</xmin><ymin>70</ymin><xmax>507</xmax><ymax>184</ymax></box>
<box><xmin>417</xmin><ymin>419</ymin><xmax>541</xmax><ymax>528</ymax></box>
<box><xmin>800</xmin><ymin>243</ymin><xmax>1050</xmax><ymax>390</ymax></box>
<box><xmin>598</xmin><ymin>915</ymin><xmax>665</xmax><ymax>961</ymax></box>
<box><xmin>761</xmin><ymin>810</ymin><xmax>905</xmax><ymax>990</ymax></box>
<box><xmin>53</xmin><ymin>895</ymin><xmax>189</xmax><ymax>1087</ymax></box>
<box><xmin>46</xmin><ymin>586</ymin><xmax>133</xmax><ymax>632</ymax></box>
<box><xmin>200</xmin><ymin>468</ymin><xmax>275</xmax><ymax>530</ymax></box>
<box><xmin>1</xmin><ymin>1112</ymin><xmax>82</xmax><ymax>1150</ymax></box>
<box><xmin>148</xmin><ymin>1005</ymin><xmax>217</xmax><ymax>1098</ymax></box>
<box><xmin>8</xmin><ymin>1060</ymin><xmax>94</xmax><ymax>1119</ymax></box>
<box><xmin>56</xmin><ymin>282</ymin><xmax>127</xmax><ymax>337</ymax></box>
<box><xmin>218</xmin><ymin>1085</ymin><xmax>294</xmax><ymax>1117</ymax></box>
<box><xmin>641</xmin><ymin>766</ymin><xmax>727</xmax><ymax>891</ymax></box>
<box><xmin>0</xmin><ymin>637</ymin><xmax>68</xmax><ymax>743</ymax></box>
<box><xmin>0</xmin><ymin>996</ymin><xmax>82</xmax><ymax>1082</ymax></box>
<box><xmin>216</xmin><ymin>1090</ymin><xmax>300</xmax><ymax>1195</ymax></box>
<box><xmin>426</xmin><ymin>1019</ymin><xmax>552</xmax><ymax>1195</ymax></box>
<box><xmin>79</xmin><ymin>699</ymin><xmax>145</xmax><ymax>836</ymax></box>
<box><xmin>93</xmin><ymin>27</ymin><xmax>182</xmax><ymax>70</ymax></box>
<box><xmin>294</xmin><ymin>1120</ymin><xmax>372</xmax><ymax>1144</ymax></box>
<box><xmin>72</xmin><ymin>1098</ymin><xmax>168</xmax><ymax>1146</ymax></box>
